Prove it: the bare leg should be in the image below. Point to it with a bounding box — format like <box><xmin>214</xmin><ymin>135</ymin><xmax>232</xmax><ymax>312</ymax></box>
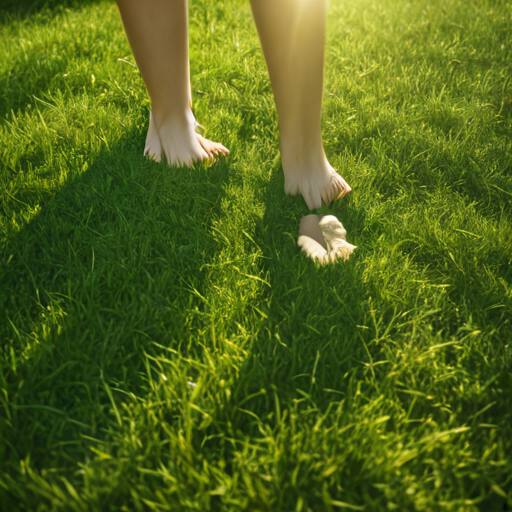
<box><xmin>250</xmin><ymin>0</ymin><xmax>351</xmax><ymax>209</ymax></box>
<box><xmin>116</xmin><ymin>0</ymin><xmax>229</xmax><ymax>166</ymax></box>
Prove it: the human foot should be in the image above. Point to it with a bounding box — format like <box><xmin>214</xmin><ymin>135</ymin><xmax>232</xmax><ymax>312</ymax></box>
<box><xmin>144</xmin><ymin>111</ymin><xmax>229</xmax><ymax>166</ymax></box>
<box><xmin>282</xmin><ymin>152</ymin><xmax>351</xmax><ymax>210</ymax></box>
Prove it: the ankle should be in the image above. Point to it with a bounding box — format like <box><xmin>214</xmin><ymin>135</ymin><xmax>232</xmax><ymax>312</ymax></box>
<box><xmin>280</xmin><ymin>137</ymin><xmax>326</xmax><ymax>170</ymax></box>
<box><xmin>151</xmin><ymin>106</ymin><xmax>195</xmax><ymax>130</ymax></box>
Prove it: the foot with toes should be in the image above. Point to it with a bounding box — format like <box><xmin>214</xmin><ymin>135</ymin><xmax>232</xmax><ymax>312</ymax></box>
<box><xmin>284</xmin><ymin>162</ymin><xmax>351</xmax><ymax>211</ymax></box>
<box><xmin>144</xmin><ymin>111</ymin><xmax>229</xmax><ymax>167</ymax></box>
<box><xmin>281</xmin><ymin>144</ymin><xmax>351</xmax><ymax>210</ymax></box>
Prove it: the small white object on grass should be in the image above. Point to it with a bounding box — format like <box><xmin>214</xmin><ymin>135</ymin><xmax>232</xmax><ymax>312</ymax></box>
<box><xmin>298</xmin><ymin>214</ymin><xmax>356</xmax><ymax>265</ymax></box>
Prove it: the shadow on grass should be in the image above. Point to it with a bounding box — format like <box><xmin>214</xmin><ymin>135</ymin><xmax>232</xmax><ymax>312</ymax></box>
<box><xmin>247</xmin><ymin>167</ymin><xmax>369</xmax><ymax>401</ymax></box>
<box><xmin>1</xmin><ymin>125</ymin><xmax>510</xmax><ymax>510</ymax></box>
<box><xmin>0</xmin><ymin>124</ymin><xmax>233</xmax><ymax>503</ymax></box>
<box><xmin>0</xmin><ymin>125</ymin><xmax>377</xmax><ymax>510</ymax></box>
<box><xmin>0</xmin><ymin>0</ymin><xmax>103</xmax><ymax>25</ymax></box>
<box><xmin>190</xmin><ymin>165</ymin><xmax>376</xmax><ymax>510</ymax></box>
<box><xmin>0</xmin><ymin>0</ymin><xmax>120</xmax><ymax>121</ymax></box>
<box><xmin>0</xmin><ymin>49</ymin><xmax>95</xmax><ymax>121</ymax></box>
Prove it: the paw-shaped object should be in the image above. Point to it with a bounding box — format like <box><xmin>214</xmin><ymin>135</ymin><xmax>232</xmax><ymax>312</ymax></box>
<box><xmin>298</xmin><ymin>214</ymin><xmax>356</xmax><ymax>265</ymax></box>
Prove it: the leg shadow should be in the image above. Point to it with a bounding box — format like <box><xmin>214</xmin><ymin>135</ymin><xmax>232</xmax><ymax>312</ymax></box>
<box><xmin>0</xmin><ymin>123</ymin><xmax>232</xmax><ymax>504</ymax></box>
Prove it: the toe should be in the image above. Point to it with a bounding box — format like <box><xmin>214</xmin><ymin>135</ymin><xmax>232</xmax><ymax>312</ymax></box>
<box><xmin>215</xmin><ymin>143</ymin><xmax>229</xmax><ymax>154</ymax></box>
<box><xmin>331</xmin><ymin>173</ymin><xmax>352</xmax><ymax>203</ymax></box>
<box><xmin>321</xmin><ymin>188</ymin><xmax>331</xmax><ymax>207</ymax></box>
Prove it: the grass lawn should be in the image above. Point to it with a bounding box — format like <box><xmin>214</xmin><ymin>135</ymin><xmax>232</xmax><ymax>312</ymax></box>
<box><xmin>1</xmin><ymin>0</ymin><xmax>511</xmax><ymax>510</ymax></box>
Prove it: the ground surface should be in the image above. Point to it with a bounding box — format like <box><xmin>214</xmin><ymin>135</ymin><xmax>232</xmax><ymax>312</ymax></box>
<box><xmin>1</xmin><ymin>0</ymin><xmax>511</xmax><ymax>510</ymax></box>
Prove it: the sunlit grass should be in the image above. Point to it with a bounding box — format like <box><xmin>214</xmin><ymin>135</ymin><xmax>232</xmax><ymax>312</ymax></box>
<box><xmin>1</xmin><ymin>0</ymin><xmax>511</xmax><ymax>510</ymax></box>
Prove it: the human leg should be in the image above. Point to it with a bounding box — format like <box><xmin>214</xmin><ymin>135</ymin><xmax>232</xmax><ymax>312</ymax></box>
<box><xmin>116</xmin><ymin>0</ymin><xmax>229</xmax><ymax>165</ymax></box>
<box><xmin>250</xmin><ymin>0</ymin><xmax>350</xmax><ymax>209</ymax></box>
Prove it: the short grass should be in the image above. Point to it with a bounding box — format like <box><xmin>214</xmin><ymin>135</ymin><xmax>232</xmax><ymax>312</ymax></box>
<box><xmin>1</xmin><ymin>0</ymin><xmax>511</xmax><ymax>510</ymax></box>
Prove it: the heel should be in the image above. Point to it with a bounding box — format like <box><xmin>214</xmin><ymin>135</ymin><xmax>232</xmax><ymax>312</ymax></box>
<box><xmin>144</xmin><ymin>111</ymin><xmax>163</xmax><ymax>162</ymax></box>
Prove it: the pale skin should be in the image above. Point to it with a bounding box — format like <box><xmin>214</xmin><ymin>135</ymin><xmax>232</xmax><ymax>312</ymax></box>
<box><xmin>115</xmin><ymin>0</ymin><xmax>351</xmax><ymax>210</ymax></box>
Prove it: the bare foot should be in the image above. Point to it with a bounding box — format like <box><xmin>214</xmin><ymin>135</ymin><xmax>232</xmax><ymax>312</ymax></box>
<box><xmin>144</xmin><ymin>111</ymin><xmax>229</xmax><ymax>166</ymax></box>
<box><xmin>282</xmin><ymin>150</ymin><xmax>351</xmax><ymax>210</ymax></box>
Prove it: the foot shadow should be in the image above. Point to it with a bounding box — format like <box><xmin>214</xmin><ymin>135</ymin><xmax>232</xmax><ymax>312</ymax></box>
<box><xmin>187</xmin><ymin>161</ymin><xmax>378</xmax><ymax>510</ymax></box>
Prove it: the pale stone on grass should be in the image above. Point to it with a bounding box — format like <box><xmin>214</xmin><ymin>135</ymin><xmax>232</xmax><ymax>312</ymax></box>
<box><xmin>298</xmin><ymin>214</ymin><xmax>356</xmax><ymax>264</ymax></box>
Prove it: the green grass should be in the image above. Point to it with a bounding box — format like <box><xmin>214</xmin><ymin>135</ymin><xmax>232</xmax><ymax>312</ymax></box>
<box><xmin>1</xmin><ymin>0</ymin><xmax>511</xmax><ymax>510</ymax></box>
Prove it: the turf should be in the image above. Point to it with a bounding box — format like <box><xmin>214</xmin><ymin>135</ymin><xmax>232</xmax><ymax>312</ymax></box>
<box><xmin>0</xmin><ymin>0</ymin><xmax>511</xmax><ymax>510</ymax></box>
